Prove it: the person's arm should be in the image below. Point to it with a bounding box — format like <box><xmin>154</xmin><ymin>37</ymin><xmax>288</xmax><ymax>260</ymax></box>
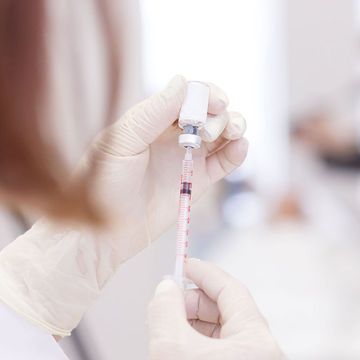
<box><xmin>148</xmin><ymin>259</ymin><xmax>285</xmax><ymax>360</ymax></box>
<box><xmin>0</xmin><ymin>302</ymin><xmax>68</xmax><ymax>360</ymax></box>
<box><xmin>0</xmin><ymin>76</ymin><xmax>247</xmax><ymax>338</ymax></box>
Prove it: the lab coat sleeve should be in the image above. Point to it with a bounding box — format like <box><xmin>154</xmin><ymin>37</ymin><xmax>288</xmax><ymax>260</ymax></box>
<box><xmin>0</xmin><ymin>302</ymin><xmax>69</xmax><ymax>360</ymax></box>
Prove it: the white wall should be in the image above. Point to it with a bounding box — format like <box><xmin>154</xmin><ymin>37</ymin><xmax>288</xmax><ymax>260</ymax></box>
<box><xmin>287</xmin><ymin>0</ymin><xmax>357</xmax><ymax>119</ymax></box>
<box><xmin>141</xmin><ymin>0</ymin><xmax>290</xmax><ymax>200</ymax></box>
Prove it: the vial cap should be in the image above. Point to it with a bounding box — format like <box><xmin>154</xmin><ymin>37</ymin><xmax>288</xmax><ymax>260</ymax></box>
<box><xmin>178</xmin><ymin>134</ymin><xmax>201</xmax><ymax>149</ymax></box>
<box><xmin>179</xmin><ymin>81</ymin><xmax>210</xmax><ymax>129</ymax></box>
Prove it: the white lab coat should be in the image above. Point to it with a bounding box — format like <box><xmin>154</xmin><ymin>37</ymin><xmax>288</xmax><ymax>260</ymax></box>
<box><xmin>0</xmin><ymin>303</ymin><xmax>68</xmax><ymax>359</ymax></box>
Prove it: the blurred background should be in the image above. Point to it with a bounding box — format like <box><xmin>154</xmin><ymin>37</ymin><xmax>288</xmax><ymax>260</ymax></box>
<box><xmin>2</xmin><ymin>0</ymin><xmax>360</xmax><ymax>359</ymax></box>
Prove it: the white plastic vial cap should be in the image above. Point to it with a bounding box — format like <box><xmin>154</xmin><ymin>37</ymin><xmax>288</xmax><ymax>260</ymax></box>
<box><xmin>179</xmin><ymin>81</ymin><xmax>210</xmax><ymax>129</ymax></box>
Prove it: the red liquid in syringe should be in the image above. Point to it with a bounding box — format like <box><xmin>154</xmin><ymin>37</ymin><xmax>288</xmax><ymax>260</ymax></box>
<box><xmin>174</xmin><ymin>148</ymin><xmax>193</xmax><ymax>281</ymax></box>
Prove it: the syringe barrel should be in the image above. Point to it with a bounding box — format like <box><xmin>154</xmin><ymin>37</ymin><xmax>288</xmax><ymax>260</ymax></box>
<box><xmin>174</xmin><ymin>149</ymin><xmax>193</xmax><ymax>282</ymax></box>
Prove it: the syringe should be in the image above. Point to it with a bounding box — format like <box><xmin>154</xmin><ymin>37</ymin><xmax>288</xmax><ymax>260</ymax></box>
<box><xmin>174</xmin><ymin>147</ymin><xmax>193</xmax><ymax>281</ymax></box>
<box><xmin>174</xmin><ymin>81</ymin><xmax>209</xmax><ymax>285</ymax></box>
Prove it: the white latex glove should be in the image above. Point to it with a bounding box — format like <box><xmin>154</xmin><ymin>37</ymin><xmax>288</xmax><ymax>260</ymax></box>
<box><xmin>0</xmin><ymin>76</ymin><xmax>247</xmax><ymax>337</ymax></box>
<box><xmin>148</xmin><ymin>259</ymin><xmax>285</xmax><ymax>360</ymax></box>
<box><xmin>90</xmin><ymin>75</ymin><xmax>247</xmax><ymax>239</ymax></box>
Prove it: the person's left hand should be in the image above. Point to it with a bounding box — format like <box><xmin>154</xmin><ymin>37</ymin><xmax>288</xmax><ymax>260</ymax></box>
<box><xmin>88</xmin><ymin>75</ymin><xmax>247</xmax><ymax>252</ymax></box>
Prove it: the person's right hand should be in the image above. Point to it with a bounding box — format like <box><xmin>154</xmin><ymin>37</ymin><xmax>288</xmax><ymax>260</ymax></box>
<box><xmin>148</xmin><ymin>259</ymin><xmax>285</xmax><ymax>360</ymax></box>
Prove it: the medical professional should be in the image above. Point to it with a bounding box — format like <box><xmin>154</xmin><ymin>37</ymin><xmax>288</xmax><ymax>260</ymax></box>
<box><xmin>0</xmin><ymin>1</ymin><xmax>284</xmax><ymax>359</ymax></box>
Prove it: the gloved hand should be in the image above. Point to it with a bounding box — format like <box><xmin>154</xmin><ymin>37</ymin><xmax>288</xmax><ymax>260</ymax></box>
<box><xmin>148</xmin><ymin>259</ymin><xmax>285</xmax><ymax>360</ymax></box>
<box><xmin>88</xmin><ymin>75</ymin><xmax>247</xmax><ymax>239</ymax></box>
<box><xmin>0</xmin><ymin>76</ymin><xmax>247</xmax><ymax>337</ymax></box>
